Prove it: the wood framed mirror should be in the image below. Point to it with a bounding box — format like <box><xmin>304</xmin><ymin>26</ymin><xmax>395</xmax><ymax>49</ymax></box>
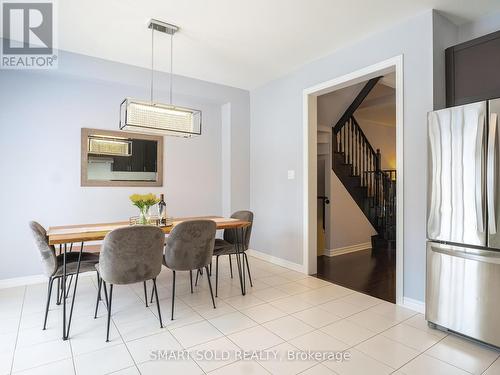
<box><xmin>81</xmin><ymin>128</ymin><xmax>163</xmax><ymax>187</ymax></box>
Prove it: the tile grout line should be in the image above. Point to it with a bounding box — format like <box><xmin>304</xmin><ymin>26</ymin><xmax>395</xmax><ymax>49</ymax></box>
<box><xmin>356</xmin><ymin>318</ymin><xmax>455</xmax><ymax>374</ymax></box>
<box><xmin>68</xmin><ymin>337</ymin><xmax>78</xmax><ymax>374</ymax></box>
<box><xmin>387</xmin><ymin>333</ymin><xmax>470</xmax><ymax>375</ymax></box>
<box><xmin>480</xmin><ymin>353</ymin><xmax>500</xmax><ymax>375</ymax></box>
<box><xmin>423</xmin><ymin>337</ymin><xmax>496</xmax><ymax>375</ymax></box>
<box><xmin>312</xmin><ymin>308</ymin><xmax>430</xmax><ymax>372</ymax></box>
<box><xmin>123</xmin><ymin>280</ymin><xmax>209</xmax><ymax>374</ymax></box>
<box><xmin>7</xmin><ymin>260</ymin><xmax>483</xmax><ymax>375</ymax></box>
<box><xmin>94</xmin><ymin>278</ymin><xmax>141</xmax><ymax>374</ymax></box>
<box><xmin>9</xmin><ymin>286</ymin><xmax>26</xmax><ymax>375</ymax></box>
<box><xmin>85</xmin><ymin>277</ymin><xmax>143</xmax><ymax>375</ymax></box>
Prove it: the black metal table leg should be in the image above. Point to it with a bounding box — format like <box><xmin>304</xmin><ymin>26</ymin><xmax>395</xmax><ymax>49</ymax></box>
<box><xmin>62</xmin><ymin>243</ymin><xmax>67</xmax><ymax>340</ymax></box>
<box><xmin>61</xmin><ymin>241</ymin><xmax>84</xmax><ymax>340</ymax></box>
<box><xmin>239</xmin><ymin>227</ymin><xmax>246</xmax><ymax>294</ymax></box>
<box><xmin>56</xmin><ymin>245</ymin><xmax>62</xmax><ymax>305</ymax></box>
<box><xmin>66</xmin><ymin>242</ymin><xmax>83</xmax><ymax>337</ymax></box>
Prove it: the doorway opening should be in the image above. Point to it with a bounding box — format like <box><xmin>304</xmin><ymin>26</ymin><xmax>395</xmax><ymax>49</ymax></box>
<box><xmin>303</xmin><ymin>56</ymin><xmax>403</xmax><ymax>305</ymax></box>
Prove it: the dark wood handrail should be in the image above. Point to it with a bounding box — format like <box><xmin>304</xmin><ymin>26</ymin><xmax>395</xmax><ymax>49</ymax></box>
<box><xmin>332</xmin><ymin>76</ymin><xmax>382</xmax><ymax>134</ymax></box>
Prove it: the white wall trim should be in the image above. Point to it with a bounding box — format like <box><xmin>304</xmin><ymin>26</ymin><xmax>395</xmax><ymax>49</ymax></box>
<box><xmin>247</xmin><ymin>249</ymin><xmax>306</xmax><ymax>273</ymax></box>
<box><xmin>402</xmin><ymin>297</ymin><xmax>425</xmax><ymax>314</ymax></box>
<box><xmin>221</xmin><ymin>103</ymin><xmax>232</xmax><ymax>217</ymax></box>
<box><xmin>0</xmin><ymin>274</ymin><xmax>46</xmax><ymax>289</ymax></box>
<box><xmin>303</xmin><ymin>55</ymin><xmax>405</xmax><ymax>306</ymax></box>
<box><xmin>324</xmin><ymin>242</ymin><xmax>372</xmax><ymax>257</ymax></box>
<box><xmin>0</xmin><ymin>271</ymin><xmax>96</xmax><ymax>289</ymax></box>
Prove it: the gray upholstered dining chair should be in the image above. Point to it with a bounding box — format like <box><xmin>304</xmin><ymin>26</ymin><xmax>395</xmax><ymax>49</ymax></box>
<box><xmin>162</xmin><ymin>220</ymin><xmax>217</xmax><ymax>320</ymax></box>
<box><xmin>213</xmin><ymin>211</ymin><xmax>254</xmax><ymax>297</ymax></box>
<box><xmin>29</xmin><ymin>221</ymin><xmax>100</xmax><ymax>331</ymax></box>
<box><xmin>94</xmin><ymin>225</ymin><xmax>165</xmax><ymax>342</ymax></box>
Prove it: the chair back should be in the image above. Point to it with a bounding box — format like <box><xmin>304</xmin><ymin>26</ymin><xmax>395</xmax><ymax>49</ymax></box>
<box><xmin>223</xmin><ymin>210</ymin><xmax>253</xmax><ymax>250</ymax></box>
<box><xmin>164</xmin><ymin>220</ymin><xmax>216</xmax><ymax>271</ymax></box>
<box><xmin>29</xmin><ymin>221</ymin><xmax>57</xmax><ymax>277</ymax></box>
<box><xmin>99</xmin><ymin>226</ymin><xmax>165</xmax><ymax>285</ymax></box>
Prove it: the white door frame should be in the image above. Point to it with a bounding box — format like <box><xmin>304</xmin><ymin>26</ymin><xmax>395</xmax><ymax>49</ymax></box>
<box><xmin>302</xmin><ymin>55</ymin><xmax>404</xmax><ymax>305</ymax></box>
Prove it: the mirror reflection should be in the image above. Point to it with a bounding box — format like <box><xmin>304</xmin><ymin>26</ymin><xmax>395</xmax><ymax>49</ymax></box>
<box><xmin>82</xmin><ymin>128</ymin><xmax>163</xmax><ymax>186</ymax></box>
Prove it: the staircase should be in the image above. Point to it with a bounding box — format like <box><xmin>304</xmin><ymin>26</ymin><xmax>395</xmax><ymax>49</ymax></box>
<box><xmin>331</xmin><ymin>77</ymin><xmax>396</xmax><ymax>248</ymax></box>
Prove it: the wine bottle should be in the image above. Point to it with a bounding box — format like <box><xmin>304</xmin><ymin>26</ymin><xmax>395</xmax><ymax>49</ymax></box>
<box><xmin>158</xmin><ymin>194</ymin><xmax>166</xmax><ymax>226</ymax></box>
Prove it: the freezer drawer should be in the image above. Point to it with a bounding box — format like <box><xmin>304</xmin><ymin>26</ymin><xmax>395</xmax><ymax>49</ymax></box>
<box><xmin>426</xmin><ymin>241</ymin><xmax>500</xmax><ymax>347</ymax></box>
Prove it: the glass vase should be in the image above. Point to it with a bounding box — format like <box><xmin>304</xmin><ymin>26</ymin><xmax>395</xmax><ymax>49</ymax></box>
<box><xmin>138</xmin><ymin>206</ymin><xmax>150</xmax><ymax>225</ymax></box>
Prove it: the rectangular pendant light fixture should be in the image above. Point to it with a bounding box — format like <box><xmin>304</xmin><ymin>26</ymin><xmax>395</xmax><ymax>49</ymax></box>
<box><xmin>120</xmin><ymin>98</ymin><xmax>202</xmax><ymax>137</ymax></box>
<box><xmin>88</xmin><ymin>136</ymin><xmax>132</xmax><ymax>156</ymax></box>
<box><xmin>119</xmin><ymin>19</ymin><xmax>202</xmax><ymax>137</ymax></box>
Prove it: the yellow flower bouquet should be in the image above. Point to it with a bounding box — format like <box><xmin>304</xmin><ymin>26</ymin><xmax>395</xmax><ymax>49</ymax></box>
<box><xmin>130</xmin><ymin>193</ymin><xmax>160</xmax><ymax>224</ymax></box>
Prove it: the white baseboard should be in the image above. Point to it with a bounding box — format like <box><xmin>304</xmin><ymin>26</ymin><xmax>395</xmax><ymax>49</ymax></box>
<box><xmin>402</xmin><ymin>297</ymin><xmax>425</xmax><ymax>314</ymax></box>
<box><xmin>247</xmin><ymin>249</ymin><xmax>306</xmax><ymax>273</ymax></box>
<box><xmin>0</xmin><ymin>274</ymin><xmax>46</xmax><ymax>289</ymax></box>
<box><xmin>0</xmin><ymin>271</ymin><xmax>96</xmax><ymax>289</ymax></box>
<box><xmin>324</xmin><ymin>242</ymin><xmax>372</xmax><ymax>257</ymax></box>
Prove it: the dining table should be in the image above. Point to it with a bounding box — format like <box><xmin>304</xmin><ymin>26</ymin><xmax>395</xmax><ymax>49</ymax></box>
<box><xmin>47</xmin><ymin>216</ymin><xmax>251</xmax><ymax>340</ymax></box>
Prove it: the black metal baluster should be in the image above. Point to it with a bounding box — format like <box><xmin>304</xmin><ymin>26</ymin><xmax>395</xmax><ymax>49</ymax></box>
<box><xmin>341</xmin><ymin>125</ymin><xmax>345</xmax><ymax>160</ymax></box>
<box><xmin>356</xmin><ymin>126</ymin><xmax>359</xmax><ymax>176</ymax></box>
<box><xmin>353</xmin><ymin>121</ymin><xmax>357</xmax><ymax>175</ymax></box>
<box><xmin>350</xmin><ymin>117</ymin><xmax>354</xmax><ymax>168</ymax></box>
<box><xmin>347</xmin><ymin>120</ymin><xmax>350</xmax><ymax>165</ymax></box>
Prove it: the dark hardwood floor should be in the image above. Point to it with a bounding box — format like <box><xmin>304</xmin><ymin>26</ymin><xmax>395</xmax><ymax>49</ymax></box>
<box><xmin>315</xmin><ymin>247</ymin><xmax>396</xmax><ymax>303</ymax></box>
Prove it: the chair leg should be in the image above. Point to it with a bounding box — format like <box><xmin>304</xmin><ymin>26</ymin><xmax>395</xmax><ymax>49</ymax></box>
<box><xmin>64</xmin><ymin>274</ymin><xmax>74</xmax><ymax>299</ymax></box>
<box><xmin>205</xmin><ymin>266</ymin><xmax>216</xmax><ymax>309</ymax></box>
<box><xmin>57</xmin><ymin>276</ymin><xmax>66</xmax><ymax>305</ymax></box>
<box><xmin>243</xmin><ymin>252</ymin><xmax>253</xmax><ymax>287</ymax></box>
<box><xmin>143</xmin><ymin>281</ymin><xmax>149</xmax><ymax>307</ymax></box>
<box><xmin>195</xmin><ymin>268</ymin><xmax>200</xmax><ymax>286</ymax></box>
<box><xmin>102</xmin><ymin>280</ymin><xmax>109</xmax><ymax>309</ymax></box>
<box><xmin>94</xmin><ymin>274</ymin><xmax>102</xmax><ymax>319</ymax></box>
<box><xmin>106</xmin><ymin>284</ymin><xmax>113</xmax><ymax>342</ymax></box>
<box><xmin>215</xmin><ymin>255</ymin><xmax>219</xmax><ymax>298</ymax></box>
<box><xmin>150</xmin><ymin>280</ymin><xmax>155</xmax><ymax>304</ymax></box>
<box><xmin>228</xmin><ymin>254</ymin><xmax>233</xmax><ymax>278</ymax></box>
<box><xmin>43</xmin><ymin>277</ymin><xmax>55</xmax><ymax>330</ymax></box>
<box><xmin>189</xmin><ymin>270</ymin><xmax>193</xmax><ymax>294</ymax></box>
<box><xmin>96</xmin><ymin>272</ymin><xmax>102</xmax><ymax>301</ymax></box>
<box><xmin>171</xmin><ymin>271</ymin><xmax>176</xmax><ymax>320</ymax></box>
<box><xmin>152</xmin><ymin>278</ymin><xmax>163</xmax><ymax>328</ymax></box>
<box><xmin>209</xmin><ymin>262</ymin><xmax>212</xmax><ymax>276</ymax></box>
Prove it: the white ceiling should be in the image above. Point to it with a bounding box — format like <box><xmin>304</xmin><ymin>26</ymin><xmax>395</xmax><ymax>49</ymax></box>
<box><xmin>55</xmin><ymin>0</ymin><xmax>500</xmax><ymax>89</ymax></box>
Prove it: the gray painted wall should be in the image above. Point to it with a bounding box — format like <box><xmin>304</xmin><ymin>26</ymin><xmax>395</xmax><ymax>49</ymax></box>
<box><xmin>458</xmin><ymin>10</ymin><xmax>500</xmax><ymax>43</ymax></box>
<box><xmin>432</xmin><ymin>12</ymin><xmax>459</xmax><ymax>110</ymax></box>
<box><xmin>0</xmin><ymin>50</ymin><xmax>250</xmax><ymax>279</ymax></box>
<box><xmin>250</xmin><ymin>10</ymin><xmax>435</xmax><ymax>302</ymax></box>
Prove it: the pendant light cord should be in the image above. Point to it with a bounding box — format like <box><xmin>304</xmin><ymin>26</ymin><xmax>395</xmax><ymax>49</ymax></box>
<box><xmin>150</xmin><ymin>25</ymin><xmax>154</xmax><ymax>103</ymax></box>
<box><xmin>169</xmin><ymin>32</ymin><xmax>173</xmax><ymax>105</ymax></box>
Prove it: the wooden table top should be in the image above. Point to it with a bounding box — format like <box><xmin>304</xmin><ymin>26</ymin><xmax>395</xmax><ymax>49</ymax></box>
<box><xmin>47</xmin><ymin>216</ymin><xmax>250</xmax><ymax>245</ymax></box>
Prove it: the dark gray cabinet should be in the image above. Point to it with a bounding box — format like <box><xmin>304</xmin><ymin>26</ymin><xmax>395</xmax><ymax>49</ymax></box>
<box><xmin>446</xmin><ymin>30</ymin><xmax>500</xmax><ymax>107</ymax></box>
<box><xmin>112</xmin><ymin>140</ymin><xmax>157</xmax><ymax>172</ymax></box>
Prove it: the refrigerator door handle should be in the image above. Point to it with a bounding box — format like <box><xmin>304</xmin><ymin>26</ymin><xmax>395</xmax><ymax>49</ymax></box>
<box><xmin>429</xmin><ymin>243</ymin><xmax>500</xmax><ymax>264</ymax></box>
<box><xmin>476</xmin><ymin>116</ymin><xmax>485</xmax><ymax>233</ymax></box>
<box><xmin>487</xmin><ymin>113</ymin><xmax>498</xmax><ymax>234</ymax></box>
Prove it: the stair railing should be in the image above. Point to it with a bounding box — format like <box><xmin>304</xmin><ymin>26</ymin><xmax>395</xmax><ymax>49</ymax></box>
<box><xmin>333</xmin><ymin>115</ymin><xmax>396</xmax><ymax>240</ymax></box>
<box><xmin>334</xmin><ymin>116</ymin><xmax>377</xmax><ymax>195</ymax></box>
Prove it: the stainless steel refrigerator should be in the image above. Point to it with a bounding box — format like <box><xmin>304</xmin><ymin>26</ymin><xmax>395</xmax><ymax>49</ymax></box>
<box><xmin>427</xmin><ymin>99</ymin><xmax>500</xmax><ymax>348</ymax></box>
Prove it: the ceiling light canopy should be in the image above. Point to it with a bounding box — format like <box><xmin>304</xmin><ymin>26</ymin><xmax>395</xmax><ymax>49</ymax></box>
<box><xmin>120</xmin><ymin>19</ymin><xmax>201</xmax><ymax>137</ymax></box>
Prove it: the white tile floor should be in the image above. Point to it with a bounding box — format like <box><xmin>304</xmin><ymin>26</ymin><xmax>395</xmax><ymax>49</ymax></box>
<box><xmin>1</xmin><ymin>255</ymin><xmax>499</xmax><ymax>375</ymax></box>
